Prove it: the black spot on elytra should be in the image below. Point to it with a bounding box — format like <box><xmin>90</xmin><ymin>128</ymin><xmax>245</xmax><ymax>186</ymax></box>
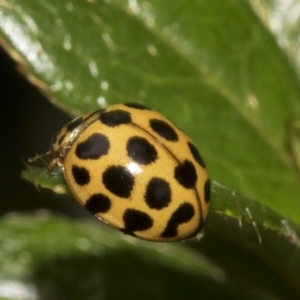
<box><xmin>161</xmin><ymin>203</ymin><xmax>195</xmax><ymax>238</ymax></box>
<box><xmin>124</xmin><ymin>102</ymin><xmax>150</xmax><ymax>110</ymax></box>
<box><xmin>150</xmin><ymin>119</ymin><xmax>178</xmax><ymax>142</ymax></box>
<box><xmin>123</xmin><ymin>209</ymin><xmax>153</xmax><ymax>232</ymax></box>
<box><xmin>204</xmin><ymin>179</ymin><xmax>211</xmax><ymax>203</ymax></box>
<box><xmin>127</xmin><ymin>136</ymin><xmax>157</xmax><ymax>165</ymax></box>
<box><xmin>188</xmin><ymin>141</ymin><xmax>206</xmax><ymax>168</ymax></box>
<box><xmin>174</xmin><ymin>160</ymin><xmax>197</xmax><ymax>188</ymax></box>
<box><xmin>145</xmin><ymin>178</ymin><xmax>171</xmax><ymax>209</ymax></box>
<box><xmin>99</xmin><ymin>110</ymin><xmax>131</xmax><ymax>127</ymax></box>
<box><xmin>72</xmin><ymin>165</ymin><xmax>90</xmax><ymax>186</ymax></box>
<box><xmin>85</xmin><ymin>193</ymin><xmax>111</xmax><ymax>213</ymax></box>
<box><xmin>102</xmin><ymin>166</ymin><xmax>134</xmax><ymax>198</ymax></box>
<box><xmin>75</xmin><ymin>133</ymin><xmax>110</xmax><ymax>160</ymax></box>
<box><xmin>66</xmin><ymin>116</ymin><xmax>83</xmax><ymax>132</ymax></box>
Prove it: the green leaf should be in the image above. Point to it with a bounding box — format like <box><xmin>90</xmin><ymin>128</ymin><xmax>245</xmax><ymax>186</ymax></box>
<box><xmin>250</xmin><ymin>0</ymin><xmax>300</xmax><ymax>75</ymax></box>
<box><xmin>0</xmin><ymin>215</ymin><xmax>224</xmax><ymax>300</ymax></box>
<box><xmin>21</xmin><ymin>164</ymin><xmax>300</xmax><ymax>247</ymax></box>
<box><xmin>0</xmin><ymin>215</ymin><xmax>299</xmax><ymax>300</ymax></box>
<box><xmin>21</xmin><ymin>163</ymin><xmax>69</xmax><ymax>194</ymax></box>
<box><xmin>1</xmin><ymin>0</ymin><xmax>300</xmax><ymax>297</ymax></box>
<box><xmin>1</xmin><ymin>0</ymin><xmax>300</xmax><ymax>225</ymax></box>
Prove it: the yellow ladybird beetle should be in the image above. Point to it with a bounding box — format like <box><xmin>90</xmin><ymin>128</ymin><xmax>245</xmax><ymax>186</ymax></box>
<box><xmin>30</xmin><ymin>103</ymin><xmax>210</xmax><ymax>242</ymax></box>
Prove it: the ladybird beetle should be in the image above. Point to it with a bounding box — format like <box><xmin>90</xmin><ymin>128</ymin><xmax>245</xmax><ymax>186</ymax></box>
<box><xmin>31</xmin><ymin>103</ymin><xmax>210</xmax><ymax>242</ymax></box>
